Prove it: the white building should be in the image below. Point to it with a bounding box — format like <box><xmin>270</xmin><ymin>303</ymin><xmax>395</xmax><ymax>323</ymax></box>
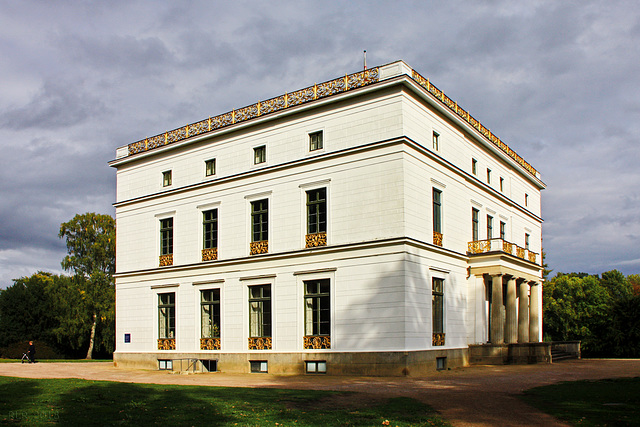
<box><xmin>110</xmin><ymin>61</ymin><xmax>545</xmax><ymax>375</ymax></box>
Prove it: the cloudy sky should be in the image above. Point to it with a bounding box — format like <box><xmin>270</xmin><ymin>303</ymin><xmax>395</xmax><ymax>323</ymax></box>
<box><xmin>1</xmin><ymin>0</ymin><xmax>639</xmax><ymax>287</ymax></box>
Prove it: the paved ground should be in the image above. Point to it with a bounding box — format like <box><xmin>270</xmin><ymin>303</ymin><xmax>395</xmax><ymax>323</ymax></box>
<box><xmin>2</xmin><ymin>359</ymin><xmax>639</xmax><ymax>426</ymax></box>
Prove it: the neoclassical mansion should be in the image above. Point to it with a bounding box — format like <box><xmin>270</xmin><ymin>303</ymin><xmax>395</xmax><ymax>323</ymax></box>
<box><xmin>110</xmin><ymin>60</ymin><xmax>545</xmax><ymax>375</ymax></box>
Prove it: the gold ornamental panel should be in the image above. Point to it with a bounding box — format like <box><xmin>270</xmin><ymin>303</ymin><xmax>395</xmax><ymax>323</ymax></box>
<box><xmin>189</xmin><ymin>119</ymin><xmax>209</xmax><ymax>137</ymax></box>
<box><xmin>250</xmin><ymin>240</ymin><xmax>268</xmax><ymax>255</ymax></box>
<box><xmin>248</xmin><ymin>337</ymin><xmax>272</xmax><ymax>350</ymax></box>
<box><xmin>235</xmin><ymin>104</ymin><xmax>259</xmax><ymax>123</ymax></box>
<box><xmin>305</xmin><ymin>232</ymin><xmax>327</xmax><ymax>248</ymax></box>
<box><xmin>468</xmin><ymin>240</ymin><xmax>490</xmax><ymax>254</ymax></box>
<box><xmin>167</xmin><ymin>127</ymin><xmax>186</xmax><ymax>143</ymax></box>
<box><xmin>304</xmin><ymin>335</ymin><xmax>331</xmax><ymax>349</ymax></box>
<box><xmin>147</xmin><ymin>134</ymin><xmax>165</xmax><ymax>150</ymax></box>
<box><xmin>287</xmin><ymin>87</ymin><xmax>315</xmax><ymax>107</ymax></box>
<box><xmin>260</xmin><ymin>95</ymin><xmax>286</xmax><ymax>115</ymax></box>
<box><xmin>502</xmin><ymin>241</ymin><xmax>513</xmax><ymax>254</ymax></box>
<box><xmin>432</xmin><ymin>333</ymin><xmax>445</xmax><ymax>346</ymax></box>
<box><xmin>433</xmin><ymin>231</ymin><xmax>443</xmax><ymax>247</ymax></box>
<box><xmin>316</xmin><ymin>77</ymin><xmax>346</xmax><ymax>99</ymax></box>
<box><xmin>200</xmin><ymin>338</ymin><xmax>221</xmax><ymax>350</ymax></box>
<box><xmin>202</xmin><ymin>248</ymin><xmax>218</xmax><ymax>261</ymax></box>
<box><xmin>158</xmin><ymin>338</ymin><xmax>176</xmax><ymax>350</ymax></box>
<box><xmin>528</xmin><ymin>252</ymin><xmax>537</xmax><ymax>264</ymax></box>
<box><xmin>159</xmin><ymin>254</ymin><xmax>173</xmax><ymax>267</ymax></box>
<box><xmin>516</xmin><ymin>247</ymin><xmax>525</xmax><ymax>259</ymax></box>
<box><xmin>128</xmin><ymin>140</ymin><xmax>145</xmax><ymax>155</ymax></box>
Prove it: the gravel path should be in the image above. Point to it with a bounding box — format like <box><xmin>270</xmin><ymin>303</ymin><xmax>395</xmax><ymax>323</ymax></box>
<box><xmin>2</xmin><ymin>359</ymin><xmax>639</xmax><ymax>426</ymax></box>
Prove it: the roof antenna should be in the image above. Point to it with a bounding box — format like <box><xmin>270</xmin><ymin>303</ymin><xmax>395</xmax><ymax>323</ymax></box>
<box><xmin>363</xmin><ymin>50</ymin><xmax>367</xmax><ymax>70</ymax></box>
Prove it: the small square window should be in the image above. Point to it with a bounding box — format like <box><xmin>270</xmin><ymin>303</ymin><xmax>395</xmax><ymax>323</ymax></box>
<box><xmin>124</xmin><ymin>333</ymin><xmax>131</xmax><ymax>343</ymax></box>
<box><xmin>250</xmin><ymin>360</ymin><xmax>268</xmax><ymax>373</ymax></box>
<box><xmin>205</xmin><ymin>159</ymin><xmax>216</xmax><ymax>176</ymax></box>
<box><xmin>159</xmin><ymin>359</ymin><xmax>173</xmax><ymax>370</ymax></box>
<box><xmin>305</xmin><ymin>360</ymin><xmax>327</xmax><ymax>374</ymax></box>
<box><xmin>432</xmin><ymin>131</ymin><xmax>439</xmax><ymax>151</ymax></box>
<box><xmin>472</xmin><ymin>159</ymin><xmax>477</xmax><ymax>175</ymax></box>
<box><xmin>309</xmin><ymin>131</ymin><xmax>323</xmax><ymax>151</ymax></box>
<box><xmin>436</xmin><ymin>357</ymin><xmax>446</xmax><ymax>370</ymax></box>
<box><xmin>487</xmin><ymin>168</ymin><xmax>491</xmax><ymax>184</ymax></box>
<box><xmin>162</xmin><ymin>170</ymin><xmax>172</xmax><ymax>187</ymax></box>
<box><xmin>254</xmin><ymin>146</ymin><xmax>266</xmax><ymax>164</ymax></box>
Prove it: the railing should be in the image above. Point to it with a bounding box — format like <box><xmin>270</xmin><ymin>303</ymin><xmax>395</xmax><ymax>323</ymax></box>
<box><xmin>248</xmin><ymin>337</ymin><xmax>272</xmax><ymax>350</ymax></box>
<box><xmin>200</xmin><ymin>337</ymin><xmax>221</xmax><ymax>350</ymax></box>
<box><xmin>250</xmin><ymin>240</ymin><xmax>268</xmax><ymax>255</ymax></box>
<box><xmin>433</xmin><ymin>231</ymin><xmax>443</xmax><ymax>247</ymax></box>
<box><xmin>157</xmin><ymin>338</ymin><xmax>176</xmax><ymax>350</ymax></box>
<box><xmin>468</xmin><ymin>238</ymin><xmax>538</xmax><ymax>264</ymax></box>
<box><xmin>159</xmin><ymin>254</ymin><xmax>173</xmax><ymax>267</ymax></box>
<box><xmin>432</xmin><ymin>333</ymin><xmax>445</xmax><ymax>346</ymax></box>
<box><xmin>202</xmin><ymin>247</ymin><xmax>217</xmax><ymax>261</ymax></box>
<box><xmin>128</xmin><ymin>68</ymin><xmax>380</xmax><ymax>156</ymax></box>
<box><xmin>305</xmin><ymin>232</ymin><xmax>327</xmax><ymax>248</ymax></box>
<box><xmin>304</xmin><ymin>335</ymin><xmax>331</xmax><ymax>349</ymax></box>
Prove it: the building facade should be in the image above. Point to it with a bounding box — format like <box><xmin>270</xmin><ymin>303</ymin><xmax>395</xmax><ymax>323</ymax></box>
<box><xmin>110</xmin><ymin>61</ymin><xmax>545</xmax><ymax>375</ymax></box>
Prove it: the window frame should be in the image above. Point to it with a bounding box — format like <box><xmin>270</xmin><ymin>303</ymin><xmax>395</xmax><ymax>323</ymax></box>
<box><xmin>162</xmin><ymin>170</ymin><xmax>172</xmax><ymax>187</ymax></box>
<box><xmin>487</xmin><ymin>168</ymin><xmax>491</xmax><ymax>184</ymax></box>
<box><xmin>203</xmin><ymin>209</ymin><xmax>218</xmax><ymax>250</ymax></box>
<box><xmin>472</xmin><ymin>158</ymin><xmax>477</xmax><ymax>175</ymax></box>
<box><xmin>432</xmin><ymin>131</ymin><xmax>439</xmax><ymax>151</ymax></box>
<box><xmin>309</xmin><ymin>130</ymin><xmax>323</xmax><ymax>152</ymax></box>
<box><xmin>253</xmin><ymin>145</ymin><xmax>266</xmax><ymax>165</ymax></box>
<box><xmin>500</xmin><ymin>221</ymin><xmax>506</xmax><ymax>240</ymax></box>
<box><xmin>248</xmin><ymin>284</ymin><xmax>272</xmax><ymax>339</ymax></box>
<box><xmin>432</xmin><ymin>278</ymin><xmax>444</xmax><ymax>335</ymax></box>
<box><xmin>306</xmin><ymin>188</ymin><xmax>327</xmax><ymax>235</ymax></box>
<box><xmin>201</xmin><ymin>289</ymin><xmax>221</xmax><ymax>339</ymax></box>
<box><xmin>250</xmin><ymin>199</ymin><xmax>269</xmax><ymax>243</ymax></box>
<box><xmin>525</xmin><ymin>233</ymin><xmax>530</xmax><ymax>250</ymax></box>
<box><xmin>432</xmin><ymin>188</ymin><xmax>442</xmax><ymax>234</ymax></box>
<box><xmin>205</xmin><ymin>159</ymin><xmax>216</xmax><ymax>177</ymax></box>
<box><xmin>304</xmin><ymin>279</ymin><xmax>331</xmax><ymax>337</ymax></box>
<box><xmin>472</xmin><ymin>208</ymin><xmax>479</xmax><ymax>241</ymax></box>
<box><xmin>500</xmin><ymin>177</ymin><xmax>504</xmax><ymax>192</ymax></box>
<box><xmin>160</xmin><ymin>217</ymin><xmax>173</xmax><ymax>256</ymax></box>
<box><xmin>487</xmin><ymin>215</ymin><xmax>493</xmax><ymax>239</ymax></box>
<box><xmin>158</xmin><ymin>292</ymin><xmax>175</xmax><ymax>339</ymax></box>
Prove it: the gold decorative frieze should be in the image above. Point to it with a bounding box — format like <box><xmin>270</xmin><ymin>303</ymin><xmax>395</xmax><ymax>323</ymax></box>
<box><xmin>503</xmin><ymin>241</ymin><xmax>513</xmax><ymax>253</ymax></box>
<box><xmin>200</xmin><ymin>337</ymin><xmax>221</xmax><ymax>350</ymax></box>
<box><xmin>516</xmin><ymin>247</ymin><xmax>525</xmax><ymax>259</ymax></box>
<box><xmin>432</xmin><ymin>333</ymin><xmax>445</xmax><ymax>346</ymax></box>
<box><xmin>528</xmin><ymin>252</ymin><xmax>537</xmax><ymax>263</ymax></box>
<box><xmin>305</xmin><ymin>232</ymin><xmax>327</xmax><ymax>248</ymax></box>
<box><xmin>433</xmin><ymin>231</ymin><xmax>443</xmax><ymax>247</ymax></box>
<box><xmin>159</xmin><ymin>254</ymin><xmax>173</xmax><ymax>267</ymax></box>
<box><xmin>468</xmin><ymin>240</ymin><xmax>490</xmax><ymax>254</ymax></box>
<box><xmin>304</xmin><ymin>335</ymin><xmax>331</xmax><ymax>349</ymax></box>
<box><xmin>158</xmin><ymin>338</ymin><xmax>176</xmax><ymax>350</ymax></box>
<box><xmin>127</xmin><ymin>68</ymin><xmax>380</xmax><ymax>156</ymax></box>
<box><xmin>202</xmin><ymin>247</ymin><xmax>218</xmax><ymax>261</ymax></box>
<box><xmin>248</xmin><ymin>337</ymin><xmax>272</xmax><ymax>350</ymax></box>
<box><xmin>250</xmin><ymin>240</ymin><xmax>268</xmax><ymax>255</ymax></box>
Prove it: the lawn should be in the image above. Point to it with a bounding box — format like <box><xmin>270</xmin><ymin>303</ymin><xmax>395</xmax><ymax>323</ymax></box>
<box><xmin>521</xmin><ymin>377</ymin><xmax>640</xmax><ymax>427</ymax></box>
<box><xmin>0</xmin><ymin>376</ymin><xmax>448</xmax><ymax>426</ymax></box>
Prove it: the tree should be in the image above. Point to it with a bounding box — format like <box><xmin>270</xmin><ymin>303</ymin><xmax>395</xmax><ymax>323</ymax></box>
<box><xmin>626</xmin><ymin>274</ymin><xmax>640</xmax><ymax>296</ymax></box>
<box><xmin>59</xmin><ymin>213</ymin><xmax>115</xmax><ymax>359</ymax></box>
<box><xmin>600</xmin><ymin>270</ymin><xmax>633</xmax><ymax>301</ymax></box>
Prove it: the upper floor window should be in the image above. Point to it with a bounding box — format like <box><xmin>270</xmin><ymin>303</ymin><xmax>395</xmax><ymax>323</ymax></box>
<box><xmin>433</xmin><ymin>188</ymin><xmax>442</xmax><ymax>235</ymax></box>
<box><xmin>306</xmin><ymin>188</ymin><xmax>327</xmax><ymax>235</ymax></box>
<box><xmin>205</xmin><ymin>159</ymin><xmax>216</xmax><ymax>177</ymax></box>
<box><xmin>432</xmin><ymin>278</ymin><xmax>444</xmax><ymax>334</ymax></box>
<box><xmin>500</xmin><ymin>221</ymin><xmax>506</xmax><ymax>240</ymax></box>
<box><xmin>472</xmin><ymin>159</ymin><xmax>477</xmax><ymax>175</ymax></box>
<box><xmin>203</xmin><ymin>209</ymin><xmax>218</xmax><ymax>249</ymax></box>
<box><xmin>201</xmin><ymin>289</ymin><xmax>220</xmax><ymax>339</ymax></box>
<box><xmin>432</xmin><ymin>131</ymin><xmax>439</xmax><ymax>151</ymax></box>
<box><xmin>160</xmin><ymin>218</ymin><xmax>173</xmax><ymax>256</ymax></box>
<box><xmin>309</xmin><ymin>131</ymin><xmax>323</xmax><ymax>151</ymax></box>
<box><xmin>304</xmin><ymin>279</ymin><xmax>330</xmax><ymax>337</ymax></box>
<box><xmin>525</xmin><ymin>193</ymin><xmax>529</xmax><ymax>207</ymax></box>
<box><xmin>162</xmin><ymin>170</ymin><xmax>172</xmax><ymax>187</ymax></box>
<box><xmin>472</xmin><ymin>208</ymin><xmax>479</xmax><ymax>241</ymax></box>
<box><xmin>251</xmin><ymin>199</ymin><xmax>268</xmax><ymax>242</ymax></box>
<box><xmin>487</xmin><ymin>215</ymin><xmax>493</xmax><ymax>239</ymax></box>
<box><xmin>254</xmin><ymin>145</ymin><xmax>266</xmax><ymax>165</ymax></box>
<box><xmin>525</xmin><ymin>233</ymin><xmax>530</xmax><ymax>250</ymax></box>
<box><xmin>500</xmin><ymin>177</ymin><xmax>504</xmax><ymax>192</ymax></box>
<box><xmin>487</xmin><ymin>168</ymin><xmax>491</xmax><ymax>184</ymax></box>
<box><xmin>249</xmin><ymin>285</ymin><xmax>271</xmax><ymax>339</ymax></box>
<box><xmin>158</xmin><ymin>292</ymin><xmax>175</xmax><ymax>339</ymax></box>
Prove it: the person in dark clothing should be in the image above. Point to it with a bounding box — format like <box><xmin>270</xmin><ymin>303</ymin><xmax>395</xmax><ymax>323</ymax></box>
<box><xmin>27</xmin><ymin>341</ymin><xmax>36</xmax><ymax>363</ymax></box>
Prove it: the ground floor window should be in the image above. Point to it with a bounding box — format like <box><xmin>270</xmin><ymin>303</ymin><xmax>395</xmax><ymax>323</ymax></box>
<box><xmin>432</xmin><ymin>278</ymin><xmax>444</xmax><ymax>334</ymax></box>
<box><xmin>436</xmin><ymin>357</ymin><xmax>446</xmax><ymax>370</ymax></box>
<box><xmin>158</xmin><ymin>359</ymin><xmax>173</xmax><ymax>370</ymax></box>
<box><xmin>250</xmin><ymin>360</ymin><xmax>268</xmax><ymax>373</ymax></box>
<box><xmin>158</xmin><ymin>292</ymin><xmax>175</xmax><ymax>339</ymax></box>
<box><xmin>201</xmin><ymin>289</ymin><xmax>221</xmax><ymax>339</ymax></box>
<box><xmin>305</xmin><ymin>360</ymin><xmax>327</xmax><ymax>374</ymax></box>
<box><xmin>249</xmin><ymin>285</ymin><xmax>271</xmax><ymax>338</ymax></box>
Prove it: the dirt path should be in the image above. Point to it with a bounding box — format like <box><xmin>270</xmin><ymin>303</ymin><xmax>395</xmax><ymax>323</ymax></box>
<box><xmin>2</xmin><ymin>359</ymin><xmax>639</xmax><ymax>426</ymax></box>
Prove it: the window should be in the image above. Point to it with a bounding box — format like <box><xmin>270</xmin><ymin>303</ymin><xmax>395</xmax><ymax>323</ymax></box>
<box><xmin>201</xmin><ymin>289</ymin><xmax>220</xmax><ymax>339</ymax></box>
<box><xmin>304</xmin><ymin>279</ymin><xmax>330</xmax><ymax>337</ymax></box>
<box><xmin>500</xmin><ymin>177</ymin><xmax>504</xmax><ymax>192</ymax></box>
<box><xmin>158</xmin><ymin>292</ymin><xmax>175</xmax><ymax>339</ymax></box>
<box><xmin>306</xmin><ymin>188</ymin><xmax>327</xmax><ymax>235</ymax></box>
<box><xmin>500</xmin><ymin>221</ymin><xmax>506</xmax><ymax>240</ymax></box>
<box><xmin>309</xmin><ymin>131</ymin><xmax>323</xmax><ymax>151</ymax></box>
<box><xmin>525</xmin><ymin>233</ymin><xmax>530</xmax><ymax>250</ymax></box>
<box><xmin>205</xmin><ymin>159</ymin><xmax>216</xmax><ymax>176</ymax></box>
<box><xmin>432</xmin><ymin>189</ymin><xmax>442</xmax><ymax>234</ymax></box>
<box><xmin>162</xmin><ymin>170</ymin><xmax>172</xmax><ymax>187</ymax></box>
<box><xmin>158</xmin><ymin>360</ymin><xmax>173</xmax><ymax>370</ymax></box>
<box><xmin>472</xmin><ymin>158</ymin><xmax>477</xmax><ymax>175</ymax></box>
<box><xmin>487</xmin><ymin>168</ymin><xmax>491</xmax><ymax>184</ymax></box>
<box><xmin>432</xmin><ymin>278</ymin><xmax>444</xmax><ymax>334</ymax></box>
<box><xmin>249</xmin><ymin>285</ymin><xmax>271</xmax><ymax>339</ymax></box>
<box><xmin>251</xmin><ymin>199</ymin><xmax>268</xmax><ymax>242</ymax></box>
<box><xmin>160</xmin><ymin>218</ymin><xmax>173</xmax><ymax>256</ymax></box>
<box><xmin>432</xmin><ymin>131</ymin><xmax>439</xmax><ymax>151</ymax></box>
<box><xmin>436</xmin><ymin>357</ymin><xmax>446</xmax><ymax>370</ymax></box>
<box><xmin>305</xmin><ymin>360</ymin><xmax>327</xmax><ymax>374</ymax></box>
<box><xmin>472</xmin><ymin>208</ymin><xmax>479</xmax><ymax>241</ymax></box>
<box><xmin>487</xmin><ymin>215</ymin><xmax>493</xmax><ymax>239</ymax></box>
<box><xmin>254</xmin><ymin>145</ymin><xmax>266</xmax><ymax>164</ymax></box>
<box><xmin>525</xmin><ymin>193</ymin><xmax>529</xmax><ymax>206</ymax></box>
<box><xmin>250</xmin><ymin>360</ymin><xmax>268</xmax><ymax>373</ymax></box>
<box><xmin>203</xmin><ymin>209</ymin><xmax>218</xmax><ymax>250</ymax></box>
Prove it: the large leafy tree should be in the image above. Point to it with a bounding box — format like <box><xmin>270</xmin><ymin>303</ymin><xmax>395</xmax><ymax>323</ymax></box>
<box><xmin>58</xmin><ymin>213</ymin><xmax>115</xmax><ymax>359</ymax></box>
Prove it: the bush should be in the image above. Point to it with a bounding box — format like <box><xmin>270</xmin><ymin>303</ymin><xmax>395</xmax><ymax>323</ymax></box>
<box><xmin>0</xmin><ymin>340</ymin><xmax>65</xmax><ymax>360</ymax></box>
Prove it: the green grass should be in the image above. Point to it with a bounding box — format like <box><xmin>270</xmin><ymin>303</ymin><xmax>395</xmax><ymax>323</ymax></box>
<box><xmin>521</xmin><ymin>377</ymin><xmax>640</xmax><ymax>426</ymax></box>
<box><xmin>0</xmin><ymin>376</ymin><xmax>448</xmax><ymax>426</ymax></box>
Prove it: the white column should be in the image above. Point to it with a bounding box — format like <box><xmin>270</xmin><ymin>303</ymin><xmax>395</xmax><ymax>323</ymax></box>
<box><xmin>505</xmin><ymin>276</ymin><xmax>517</xmax><ymax>344</ymax></box>
<box><xmin>518</xmin><ymin>279</ymin><xmax>529</xmax><ymax>343</ymax></box>
<box><xmin>529</xmin><ymin>282</ymin><xmax>541</xmax><ymax>342</ymax></box>
<box><xmin>490</xmin><ymin>274</ymin><xmax>504</xmax><ymax>344</ymax></box>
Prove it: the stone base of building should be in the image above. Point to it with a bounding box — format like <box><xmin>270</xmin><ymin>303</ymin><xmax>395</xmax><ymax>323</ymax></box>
<box><xmin>114</xmin><ymin>348</ymin><xmax>469</xmax><ymax>376</ymax></box>
<box><xmin>468</xmin><ymin>342</ymin><xmax>551</xmax><ymax>365</ymax></box>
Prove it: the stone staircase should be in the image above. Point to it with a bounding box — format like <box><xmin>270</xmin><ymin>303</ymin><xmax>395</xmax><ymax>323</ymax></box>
<box><xmin>551</xmin><ymin>341</ymin><xmax>581</xmax><ymax>362</ymax></box>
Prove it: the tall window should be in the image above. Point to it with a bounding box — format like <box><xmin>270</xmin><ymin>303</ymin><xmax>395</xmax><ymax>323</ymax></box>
<box><xmin>432</xmin><ymin>131</ymin><xmax>439</xmax><ymax>151</ymax></box>
<box><xmin>432</xmin><ymin>278</ymin><xmax>444</xmax><ymax>334</ymax></box>
<box><xmin>306</xmin><ymin>188</ymin><xmax>327</xmax><ymax>234</ymax></box>
<box><xmin>472</xmin><ymin>158</ymin><xmax>477</xmax><ymax>175</ymax></box>
<box><xmin>525</xmin><ymin>193</ymin><xmax>529</xmax><ymax>206</ymax></box>
<box><xmin>158</xmin><ymin>292</ymin><xmax>175</xmax><ymax>339</ymax></box>
<box><xmin>500</xmin><ymin>221</ymin><xmax>506</xmax><ymax>240</ymax></box>
<box><xmin>309</xmin><ymin>131</ymin><xmax>323</xmax><ymax>151</ymax></box>
<box><xmin>487</xmin><ymin>168</ymin><xmax>491</xmax><ymax>184</ymax></box>
<box><xmin>205</xmin><ymin>159</ymin><xmax>216</xmax><ymax>176</ymax></box>
<box><xmin>525</xmin><ymin>233</ymin><xmax>530</xmax><ymax>250</ymax></box>
<box><xmin>433</xmin><ymin>189</ymin><xmax>442</xmax><ymax>234</ymax></box>
<box><xmin>251</xmin><ymin>199</ymin><xmax>268</xmax><ymax>242</ymax></box>
<box><xmin>472</xmin><ymin>208</ymin><xmax>479</xmax><ymax>241</ymax></box>
<box><xmin>201</xmin><ymin>289</ymin><xmax>220</xmax><ymax>338</ymax></box>
<box><xmin>487</xmin><ymin>215</ymin><xmax>493</xmax><ymax>239</ymax></box>
<box><xmin>500</xmin><ymin>177</ymin><xmax>504</xmax><ymax>192</ymax></box>
<box><xmin>160</xmin><ymin>218</ymin><xmax>173</xmax><ymax>256</ymax></box>
<box><xmin>304</xmin><ymin>279</ymin><xmax>330</xmax><ymax>337</ymax></box>
<box><xmin>249</xmin><ymin>285</ymin><xmax>271</xmax><ymax>338</ymax></box>
<box><xmin>203</xmin><ymin>209</ymin><xmax>218</xmax><ymax>249</ymax></box>
<box><xmin>162</xmin><ymin>170</ymin><xmax>172</xmax><ymax>187</ymax></box>
<box><xmin>254</xmin><ymin>146</ymin><xmax>266</xmax><ymax>164</ymax></box>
